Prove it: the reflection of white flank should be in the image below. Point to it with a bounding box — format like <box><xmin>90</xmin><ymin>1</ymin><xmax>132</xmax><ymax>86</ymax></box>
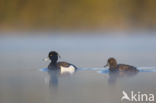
<box><xmin>60</xmin><ymin>65</ymin><xmax>75</xmax><ymax>74</ymax></box>
<box><xmin>121</xmin><ymin>91</ymin><xmax>130</xmax><ymax>101</ymax></box>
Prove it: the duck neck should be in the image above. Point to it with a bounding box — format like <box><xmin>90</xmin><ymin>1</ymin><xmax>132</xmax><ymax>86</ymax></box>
<box><xmin>109</xmin><ymin>64</ymin><xmax>118</xmax><ymax>71</ymax></box>
<box><xmin>50</xmin><ymin>60</ymin><xmax>57</xmax><ymax>66</ymax></box>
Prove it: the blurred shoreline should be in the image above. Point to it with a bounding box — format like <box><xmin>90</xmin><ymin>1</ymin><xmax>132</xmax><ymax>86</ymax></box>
<box><xmin>0</xmin><ymin>31</ymin><xmax>156</xmax><ymax>36</ymax></box>
<box><xmin>0</xmin><ymin>0</ymin><xmax>156</xmax><ymax>32</ymax></box>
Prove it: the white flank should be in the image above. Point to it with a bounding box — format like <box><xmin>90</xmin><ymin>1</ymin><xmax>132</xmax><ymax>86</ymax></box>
<box><xmin>60</xmin><ymin>65</ymin><xmax>75</xmax><ymax>74</ymax></box>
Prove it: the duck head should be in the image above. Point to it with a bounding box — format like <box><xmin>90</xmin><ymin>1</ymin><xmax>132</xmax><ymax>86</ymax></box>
<box><xmin>104</xmin><ymin>57</ymin><xmax>118</xmax><ymax>69</ymax></box>
<box><xmin>48</xmin><ymin>51</ymin><xmax>61</xmax><ymax>64</ymax></box>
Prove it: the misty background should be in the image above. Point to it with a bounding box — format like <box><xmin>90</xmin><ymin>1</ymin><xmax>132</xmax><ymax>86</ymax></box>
<box><xmin>0</xmin><ymin>0</ymin><xmax>156</xmax><ymax>31</ymax></box>
<box><xmin>1</xmin><ymin>1</ymin><xmax>156</xmax><ymax>103</ymax></box>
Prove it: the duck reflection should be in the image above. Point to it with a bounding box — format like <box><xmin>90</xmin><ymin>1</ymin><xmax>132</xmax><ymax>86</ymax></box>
<box><xmin>48</xmin><ymin>69</ymin><xmax>59</xmax><ymax>88</ymax></box>
<box><xmin>104</xmin><ymin>57</ymin><xmax>139</xmax><ymax>85</ymax></box>
<box><xmin>108</xmin><ymin>70</ymin><xmax>138</xmax><ymax>85</ymax></box>
<box><xmin>47</xmin><ymin>65</ymin><xmax>77</xmax><ymax>88</ymax></box>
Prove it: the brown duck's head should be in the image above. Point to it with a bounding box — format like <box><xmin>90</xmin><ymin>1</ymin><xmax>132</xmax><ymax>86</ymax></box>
<box><xmin>104</xmin><ymin>57</ymin><xmax>118</xmax><ymax>68</ymax></box>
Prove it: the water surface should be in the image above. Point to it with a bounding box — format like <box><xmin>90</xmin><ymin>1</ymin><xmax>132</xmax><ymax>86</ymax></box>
<box><xmin>0</xmin><ymin>32</ymin><xmax>156</xmax><ymax>103</ymax></box>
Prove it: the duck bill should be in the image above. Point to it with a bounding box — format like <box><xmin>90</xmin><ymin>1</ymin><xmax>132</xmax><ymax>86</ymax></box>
<box><xmin>43</xmin><ymin>57</ymin><xmax>50</xmax><ymax>62</ymax></box>
<box><xmin>104</xmin><ymin>64</ymin><xmax>109</xmax><ymax>68</ymax></box>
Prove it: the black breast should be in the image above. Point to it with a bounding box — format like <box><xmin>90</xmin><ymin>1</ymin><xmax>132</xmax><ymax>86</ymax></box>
<box><xmin>48</xmin><ymin>63</ymin><xmax>57</xmax><ymax>70</ymax></box>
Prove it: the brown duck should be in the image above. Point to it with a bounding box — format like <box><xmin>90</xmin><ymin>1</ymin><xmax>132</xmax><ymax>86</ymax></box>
<box><xmin>104</xmin><ymin>57</ymin><xmax>138</xmax><ymax>72</ymax></box>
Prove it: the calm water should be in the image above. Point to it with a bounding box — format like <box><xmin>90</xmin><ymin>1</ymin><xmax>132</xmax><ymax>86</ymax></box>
<box><xmin>0</xmin><ymin>32</ymin><xmax>156</xmax><ymax>103</ymax></box>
